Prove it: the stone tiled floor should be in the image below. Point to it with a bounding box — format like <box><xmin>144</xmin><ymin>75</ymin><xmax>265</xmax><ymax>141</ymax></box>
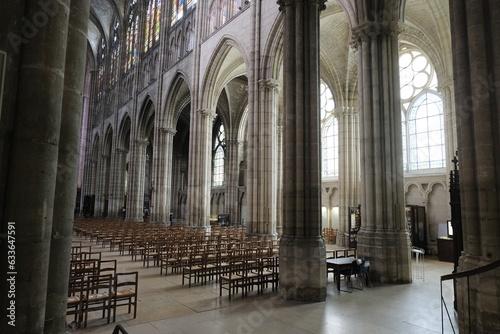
<box><xmin>70</xmin><ymin>236</ymin><xmax>458</xmax><ymax>334</ymax></box>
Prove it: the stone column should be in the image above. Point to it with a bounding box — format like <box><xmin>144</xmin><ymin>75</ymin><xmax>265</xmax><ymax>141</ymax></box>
<box><xmin>109</xmin><ymin>147</ymin><xmax>128</xmax><ymax>217</ymax></box>
<box><xmin>277</xmin><ymin>0</ymin><xmax>327</xmax><ymax>302</ymax></box>
<box><xmin>44</xmin><ymin>1</ymin><xmax>90</xmax><ymax>332</ymax></box>
<box><xmin>339</xmin><ymin>0</ymin><xmax>411</xmax><ymax>283</ymax></box>
<box><xmin>449</xmin><ymin>1</ymin><xmax>500</xmax><ymax>332</ymax></box>
<box><xmin>246</xmin><ymin>79</ymin><xmax>280</xmax><ymax>238</ymax></box>
<box><xmin>80</xmin><ymin>70</ymin><xmax>98</xmax><ymax>213</ymax></box>
<box><xmin>126</xmin><ymin>139</ymin><xmax>148</xmax><ymax>221</ymax></box>
<box><xmin>186</xmin><ymin>109</ymin><xmax>215</xmax><ymax>227</ymax></box>
<box><xmin>437</xmin><ymin>79</ymin><xmax>458</xmax><ymax>173</ymax></box>
<box><xmin>276</xmin><ymin>125</ymin><xmax>284</xmax><ymax>236</ymax></box>
<box><xmin>338</xmin><ymin>105</ymin><xmax>360</xmax><ymax>247</ymax></box>
<box><xmin>225</xmin><ymin>139</ymin><xmax>242</xmax><ymax>225</ymax></box>
<box><xmin>0</xmin><ymin>0</ymin><xmax>71</xmax><ymax>332</ymax></box>
<box><xmin>151</xmin><ymin>127</ymin><xmax>176</xmax><ymax>223</ymax></box>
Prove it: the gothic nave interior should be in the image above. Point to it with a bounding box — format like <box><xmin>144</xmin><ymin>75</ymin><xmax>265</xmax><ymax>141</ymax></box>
<box><xmin>0</xmin><ymin>0</ymin><xmax>499</xmax><ymax>333</ymax></box>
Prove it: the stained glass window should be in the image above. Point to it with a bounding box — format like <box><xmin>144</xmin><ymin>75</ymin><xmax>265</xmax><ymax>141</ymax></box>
<box><xmin>221</xmin><ymin>1</ymin><xmax>227</xmax><ymax>25</ymax></box>
<box><xmin>110</xmin><ymin>19</ymin><xmax>120</xmax><ymax>86</ymax></box>
<box><xmin>97</xmin><ymin>37</ymin><xmax>106</xmax><ymax>98</ymax></box>
<box><xmin>171</xmin><ymin>0</ymin><xmax>185</xmax><ymax>26</ymax></box>
<box><xmin>400</xmin><ymin>46</ymin><xmax>445</xmax><ymax>171</ymax></box>
<box><xmin>235</xmin><ymin>0</ymin><xmax>242</xmax><ymax>11</ymax></box>
<box><xmin>209</xmin><ymin>2</ymin><xmax>217</xmax><ymax>32</ymax></box>
<box><xmin>125</xmin><ymin>0</ymin><xmax>139</xmax><ymax>71</ymax></box>
<box><xmin>187</xmin><ymin>0</ymin><xmax>196</xmax><ymax>10</ymax></box>
<box><xmin>213</xmin><ymin>121</ymin><xmax>226</xmax><ymax>186</ymax></box>
<box><xmin>155</xmin><ymin>0</ymin><xmax>162</xmax><ymax>42</ymax></box>
<box><xmin>320</xmin><ymin>80</ymin><xmax>338</xmax><ymax>177</ymax></box>
<box><xmin>144</xmin><ymin>0</ymin><xmax>162</xmax><ymax>52</ymax></box>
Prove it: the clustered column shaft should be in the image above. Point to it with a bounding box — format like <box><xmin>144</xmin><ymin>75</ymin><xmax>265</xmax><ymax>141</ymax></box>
<box><xmin>278</xmin><ymin>0</ymin><xmax>327</xmax><ymax>302</ymax></box>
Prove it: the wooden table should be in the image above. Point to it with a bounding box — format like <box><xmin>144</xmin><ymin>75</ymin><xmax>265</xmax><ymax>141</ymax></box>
<box><xmin>326</xmin><ymin>257</ymin><xmax>355</xmax><ymax>292</ymax></box>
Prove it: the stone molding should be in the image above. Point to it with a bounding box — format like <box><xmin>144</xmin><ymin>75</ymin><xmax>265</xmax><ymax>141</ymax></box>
<box><xmin>350</xmin><ymin>20</ymin><xmax>405</xmax><ymax>50</ymax></box>
<box><xmin>197</xmin><ymin>108</ymin><xmax>216</xmax><ymax>120</ymax></box>
<box><xmin>160</xmin><ymin>127</ymin><xmax>177</xmax><ymax>136</ymax></box>
<box><xmin>277</xmin><ymin>0</ymin><xmax>327</xmax><ymax>12</ymax></box>
<box><xmin>259</xmin><ymin>78</ymin><xmax>281</xmax><ymax>92</ymax></box>
<box><xmin>133</xmin><ymin>139</ymin><xmax>149</xmax><ymax>146</ymax></box>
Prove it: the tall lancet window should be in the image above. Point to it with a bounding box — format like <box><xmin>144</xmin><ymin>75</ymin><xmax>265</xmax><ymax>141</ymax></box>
<box><xmin>400</xmin><ymin>46</ymin><xmax>445</xmax><ymax>171</ymax></box>
<box><xmin>171</xmin><ymin>0</ymin><xmax>185</xmax><ymax>26</ymax></box>
<box><xmin>144</xmin><ymin>0</ymin><xmax>162</xmax><ymax>52</ymax></box>
<box><xmin>97</xmin><ymin>37</ymin><xmax>106</xmax><ymax>98</ymax></box>
<box><xmin>221</xmin><ymin>0</ymin><xmax>227</xmax><ymax>25</ymax></box>
<box><xmin>321</xmin><ymin>80</ymin><xmax>338</xmax><ymax>177</ymax></box>
<box><xmin>187</xmin><ymin>0</ymin><xmax>197</xmax><ymax>10</ymax></box>
<box><xmin>212</xmin><ymin>119</ymin><xmax>226</xmax><ymax>187</ymax></box>
<box><xmin>110</xmin><ymin>19</ymin><xmax>120</xmax><ymax>86</ymax></box>
<box><xmin>125</xmin><ymin>0</ymin><xmax>139</xmax><ymax>71</ymax></box>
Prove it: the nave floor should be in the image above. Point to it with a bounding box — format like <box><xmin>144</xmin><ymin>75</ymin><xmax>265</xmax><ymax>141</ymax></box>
<box><xmin>70</xmin><ymin>236</ymin><xmax>457</xmax><ymax>334</ymax></box>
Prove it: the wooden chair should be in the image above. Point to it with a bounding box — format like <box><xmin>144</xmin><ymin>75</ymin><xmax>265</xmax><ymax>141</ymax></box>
<box><xmin>142</xmin><ymin>242</ymin><xmax>160</xmax><ymax>268</ymax></box>
<box><xmin>99</xmin><ymin>259</ymin><xmax>117</xmax><ymax>277</ymax></box>
<box><xmin>67</xmin><ymin>277</ymin><xmax>84</xmax><ymax>328</ymax></box>
<box><xmin>219</xmin><ymin>250</ymin><xmax>246</xmax><ymax>300</ymax></box>
<box><xmin>81</xmin><ymin>273</ymin><xmax>113</xmax><ymax>327</ymax></box>
<box><xmin>159</xmin><ymin>244</ymin><xmax>178</xmax><ymax>276</ymax></box>
<box><xmin>219</xmin><ymin>259</ymin><xmax>245</xmax><ymax>300</ymax></box>
<box><xmin>347</xmin><ymin>248</ymin><xmax>357</xmax><ymax>258</ymax></box>
<box><xmin>182</xmin><ymin>252</ymin><xmax>204</xmax><ymax>287</ymax></box>
<box><xmin>335</xmin><ymin>249</ymin><xmax>347</xmax><ymax>258</ymax></box>
<box><xmin>112</xmin><ymin>271</ymin><xmax>138</xmax><ymax>322</ymax></box>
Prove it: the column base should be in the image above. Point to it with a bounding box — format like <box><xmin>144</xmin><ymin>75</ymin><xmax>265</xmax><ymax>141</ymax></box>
<box><xmin>279</xmin><ymin>236</ymin><xmax>326</xmax><ymax>302</ymax></box>
<box><xmin>356</xmin><ymin>228</ymin><xmax>412</xmax><ymax>283</ymax></box>
<box><xmin>457</xmin><ymin>254</ymin><xmax>500</xmax><ymax>333</ymax></box>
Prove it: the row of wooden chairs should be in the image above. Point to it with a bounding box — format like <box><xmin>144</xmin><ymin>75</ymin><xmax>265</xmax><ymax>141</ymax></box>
<box><xmin>323</xmin><ymin>227</ymin><xmax>338</xmax><ymax>244</ymax></box>
<box><xmin>219</xmin><ymin>251</ymin><xmax>279</xmax><ymax>300</ymax></box>
<box><xmin>68</xmin><ymin>244</ymin><xmax>138</xmax><ymax>328</ymax></box>
<box><xmin>326</xmin><ymin>248</ymin><xmax>357</xmax><ymax>259</ymax></box>
<box><xmin>67</xmin><ymin>271</ymin><xmax>138</xmax><ymax>328</ymax></box>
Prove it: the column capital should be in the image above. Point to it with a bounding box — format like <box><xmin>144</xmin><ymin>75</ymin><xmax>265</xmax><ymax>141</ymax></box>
<box><xmin>277</xmin><ymin>0</ymin><xmax>327</xmax><ymax>12</ymax></box>
<box><xmin>134</xmin><ymin>139</ymin><xmax>149</xmax><ymax>146</ymax></box>
<box><xmin>161</xmin><ymin>127</ymin><xmax>177</xmax><ymax>136</ymax></box>
<box><xmin>350</xmin><ymin>20</ymin><xmax>404</xmax><ymax>49</ymax></box>
<box><xmin>259</xmin><ymin>78</ymin><xmax>281</xmax><ymax>92</ymax></box>
<box><xmin>437</xmin><ymin>77</ymin><xmax>454</xmax><ymax>93</ymax></box>
<box><xmin>340</xmin><ymin>106</ymin><xmax>358</xmax><ymax>116</ymax></box>
<box><xmin>197</xmin><ymin>108</ymin><xmax>216</xmax><ymax>120</ymax></box>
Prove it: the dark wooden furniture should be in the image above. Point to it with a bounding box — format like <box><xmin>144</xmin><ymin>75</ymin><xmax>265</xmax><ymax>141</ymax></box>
<box><xmin>326</xmin><ymin>257</ymin><xmax>355</xmax><ymax>292</ymax></box>
<box><xmin>437</xmin><ymin>237</ymin><xmax>454</xmax><ymax>262</ymax></box>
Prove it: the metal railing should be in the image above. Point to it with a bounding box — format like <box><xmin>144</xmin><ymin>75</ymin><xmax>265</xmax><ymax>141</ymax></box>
<box><xmin>112</xmin><ymin>324</ymin><xmax>129</xmax><ymax>334</ymax></box>
<box><xmin>440</xmin><ymin>259</ymin><xmax>500</xmax><ymax>333</ymax></box>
